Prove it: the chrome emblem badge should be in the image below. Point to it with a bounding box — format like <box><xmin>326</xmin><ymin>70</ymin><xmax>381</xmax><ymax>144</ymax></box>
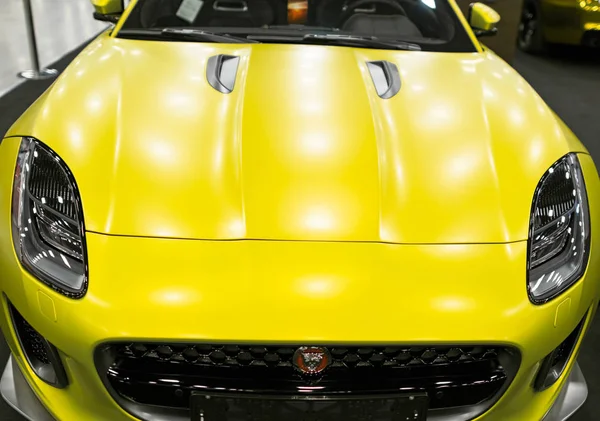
<box><xmin>293</xmin><ymin>346</ymin><xmax>331</xmax><ymax>375</ymax></box>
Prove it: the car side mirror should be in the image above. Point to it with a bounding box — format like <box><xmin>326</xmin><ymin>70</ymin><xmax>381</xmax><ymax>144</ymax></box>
<box><xmin>91</xmin><ymin>0</ymin><xmax>124</xmax><ymax>23</ymax></box>
<box><xmin>93</xmin><ymin>12</ymin><xmax>121</xmax><ymax>23</ymax></box>
<box><xmin>468</xmin><ymin>3</ymin><xmax>501</xmax><ymax>37</ymax></box>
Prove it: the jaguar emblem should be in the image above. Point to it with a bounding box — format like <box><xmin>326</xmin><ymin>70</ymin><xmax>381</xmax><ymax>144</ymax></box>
<box><xmin>293</xmin><ymin>346</ymin><xmax>331</xmax><ymax>375</ymax></box>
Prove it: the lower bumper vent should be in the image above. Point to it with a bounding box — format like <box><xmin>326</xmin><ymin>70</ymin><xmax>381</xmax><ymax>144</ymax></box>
<box><xmin>534</xmin><ymin>314</ymin><xmax>586</xmax><ymax>391</ymax></box>
<box><xmin>8</xmin><ymin>301</ymin><xmax>68</xmax><ymax>388</ymax></box>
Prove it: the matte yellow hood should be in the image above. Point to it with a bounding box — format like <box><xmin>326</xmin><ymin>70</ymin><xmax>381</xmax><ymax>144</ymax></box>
<box><xmin>6</xmin><ymin>33</ymin><xmax>587</xmax><ymax>243</ymax></box>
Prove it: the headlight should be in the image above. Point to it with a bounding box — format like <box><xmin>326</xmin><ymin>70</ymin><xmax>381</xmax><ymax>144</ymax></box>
<box><xmin>11</xmin><ymin>138</ymin><xmax>87</xmax><ymax>298</ymax></box>
<box><xmin>528</xmin><ymin>154</ymin><xmax>590</xmax><ymax>304</ymax></box>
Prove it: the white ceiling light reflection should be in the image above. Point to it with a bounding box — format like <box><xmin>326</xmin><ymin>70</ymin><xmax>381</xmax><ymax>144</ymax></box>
<box><xmin>300</xmin><ymin>47</ymin><xmax>329</xmax><ymax>60</ymax></box>
<box><xmin>445</xmin><ymin>149</ymin><xmax>481</xmax><ymax>179</ymax></box>
<box><xmin>304</xmin><ymin>208</ymin><xmax>335</xmax><ymax>232</ymax></box>
<box><xmin>213</xmin><ymin>141</ymin><xmax>224</xmax><ymax>168</ymax></box>
<box><xmin>420</xmin><ymin>101</ymin><xmax>456</xmax><ymax>127</ymax></box>
<box><xmin>508</xmin><ymin>107</ymin><xmax>525</xmax><ymax>127</ymax></box>
<box><xmin>537</xmin><ymin>104</ymin><xmax>547</xmax><ymax>115</ymax></box>
<box><xmin>421</xmin><ymin>0</ymin><xmax>436</xmax><ymax>8</ymax></box>
<box><xmin>432</xmin><ymin>295</ymin><xmax>476</xmax><ymax>312</ymax></box>
<box><xmin>294</xmin><ymin>275</ymin><xmax>346</xmax><ymax>299</ymax></box>
<box><xmin>150</xmin><ymin>287</ymin><xmax>201</xmax><ymax>306</ymax></box>
<box><xmin>225</xmin><ymin>218</ymin><xmax>245</xmax><ymax>237</ymax></box>
<box><xmin>164</xmin><ymin>90</ymin><xmax>196</xmax><ymax>109</ymax></box>
<box><xmin>301</xmin><ymin>133</ymin><xmax>331</xmax><ymax>156</ymax></box>
<box><xmin>41</xmin><ymin>106</ymin><xmax>50</xmax><ymax>120</ymax></box>
<box><xmin>554</xmin><ymin>124</ymin><xmax>563</xmax><ymax>138</ymax></box>
<box><xmin>300</xmin><ymin>100</ymin><xmax>324</xmax><ymax>114</ymax></box>
<box><xmin>300</xmin><ymin>73</ymin><xmax>318</xmax><ymax>88</ymax></box>
<box><xmin>483</xmin><ymin>86</ymin><xmax>496</xmax><ymax>100</ymax></box>
<box><xmin>529</xmin><ymin>136</ymin><xmax>544</xmax><ymax>161</ymax></box>
<box><xmin>147</xmin><ymin>140</ymin><xmax>178</xmax><ymax>166</ymax></box>
<box><xmin>153</xmin><ymin>226</ymin><xmax>178</xmax><ymax>237</ymax></box>
<box><xmin>68</xmin><ymin>123</ymin><xmax>84</xmax><ymax>150</ymax></box>
<box><xmin>462</xmin><ymin>63</ymin><xmax>476</xmax><ymax>74</ymax></box>
<box><xmin>85</xmin><ymin>94</ymin><xmax>103</xmax><ymax>114</ymax></box>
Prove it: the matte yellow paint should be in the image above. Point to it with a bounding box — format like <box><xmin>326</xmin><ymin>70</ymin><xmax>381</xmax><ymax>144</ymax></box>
<box><xmin>5</xmin><ymin>34</ymin><xmax>588</xmax><ymax>244</ymax></box>
<box><xmin>1</xmin><ymin>11</ymin><xmax>600</xmax><ymax>421</ymax></box>
<box><xmin>90</xmin><ymin>0</ymin><xmax>124</xmax><ymax>15</ymax></box>
<box><xmin>469</xmin><ymin>3</ymin><xmax>501</xmax><ymax>31</ymax></box>
<box><xmin>37</xmin><ymin>291</ymin><xmax>57</xmax><ymax>323</ymax></box>
<box><xmin>554</xmin><ymin>298</ymin><xmax>571</xmax><ymax>328</ymax></box>
<box><xmin>0</xmin><ymin>143</ymin><xmax>598</xmax><ymax>420</ymax></box>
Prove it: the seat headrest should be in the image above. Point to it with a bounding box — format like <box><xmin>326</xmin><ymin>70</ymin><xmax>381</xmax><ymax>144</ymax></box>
<box><xmin>342</xmin><ymin>13</ymin><xmax>422</xmax><ymax>38</ymax></box>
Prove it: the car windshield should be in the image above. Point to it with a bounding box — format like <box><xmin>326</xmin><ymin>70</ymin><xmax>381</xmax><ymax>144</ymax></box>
<box><xmin>118</xmin><ymin>0</ymin><xmax>476</xmax><ymax>52</ymax></box>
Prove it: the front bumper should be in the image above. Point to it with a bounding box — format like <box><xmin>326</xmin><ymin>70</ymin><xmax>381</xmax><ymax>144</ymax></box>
<box><xmin>1</xmin><ymin>354</ymin><xmax>590</xmax><ymax>421</ymax></box>
<box><xmin>0</xmin><ymin>234</ymin><xmax>598</xmax><ymax>421</ymax></box>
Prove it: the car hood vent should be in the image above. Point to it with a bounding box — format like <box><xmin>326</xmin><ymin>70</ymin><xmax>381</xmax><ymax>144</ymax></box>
<box><xmin>207</xmin><ymin>54</ymin><xmax>240</xmax><ymax>94</ymax></box>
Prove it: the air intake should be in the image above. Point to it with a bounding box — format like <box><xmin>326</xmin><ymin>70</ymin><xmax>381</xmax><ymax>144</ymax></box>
<box><xmin>9</xmin><ymin>301</ymin><xmax>68</xmax><ymax>388</ymax></box>
<box><xmin>534</xmin><ymin>314</ymin><xmax>585</xmax><ymax>391</ymax></box>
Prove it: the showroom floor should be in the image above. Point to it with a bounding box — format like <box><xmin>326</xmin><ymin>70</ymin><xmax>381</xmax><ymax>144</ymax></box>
<box><xmin>0</xmin><ymin>25</ymin><xmax>599</xmax><ymax>421</ymax></box>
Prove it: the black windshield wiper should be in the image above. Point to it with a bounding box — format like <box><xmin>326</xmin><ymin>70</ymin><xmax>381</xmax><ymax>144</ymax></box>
<box><xmin>302</xmin><ymin>34</ymin><xmax>421</xmax><ymax>51</ymax></box>
<box><xmin>118</xmin><ymin>28</ymin><xmax>260</xmax><ymax>44</ymax></box>
<box><xmin>264</xmin><ymin>24</ymin><xmax>339</xmax><ymax>31</ymax></box>
<box><xmin>161</xmin><ymin>28</ymin><xmax>259</xmax><ymax>43</ymax></box>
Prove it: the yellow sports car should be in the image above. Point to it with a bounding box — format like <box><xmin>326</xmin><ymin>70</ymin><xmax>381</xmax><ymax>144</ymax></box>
<box><xmin>518</xmin><ymin>0</ymin><xmax>600</xmax><ymax>52</ymax></box>
<box><xmin>0</xmin><ymin>0</ymin><xmax>598</xmax><ymax>420</ymax></box>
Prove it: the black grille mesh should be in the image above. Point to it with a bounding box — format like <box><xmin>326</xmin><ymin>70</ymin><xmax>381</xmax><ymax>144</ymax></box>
<box><xmin>28</xmin><ymin>145</ymin><xmax>77</xmax><ymax>220</ymax></box>
<box><xmin>534</xmin><ymin>159</ymin><xmax>576</xmax><ymax>230</ymax></box>
<box><xmin>12</xmin><ymin>307</ymin><xmax>50</xmax><ymax>365</ymax></box>
<box><xmin>118</xmin><ymin>343</ymin><xmax>500</xmax><ymax>369</ymax></box>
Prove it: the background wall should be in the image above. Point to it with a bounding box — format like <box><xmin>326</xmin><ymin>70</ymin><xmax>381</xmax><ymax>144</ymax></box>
<box><xmin>0</xmin><ymin>0</ymin><xmax>107</xmax><ymax>96</ymax></box>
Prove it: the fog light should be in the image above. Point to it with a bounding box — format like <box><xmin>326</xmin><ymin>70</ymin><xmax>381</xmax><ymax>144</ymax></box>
<box><xmin>9</xmin><ymin>302</ymin><xmax>68</xmax><ymax>388</ymax></box>
<box><xmin>533</xmin><ymin>316</ymin><xmax>585</xmax><ymax>391</ymax></box>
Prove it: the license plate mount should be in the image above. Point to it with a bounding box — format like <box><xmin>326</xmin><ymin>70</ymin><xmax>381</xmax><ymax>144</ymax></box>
<box><xmin>190</xmin><ymin>391</ymin><xmax>428</xmax><ymax>421</ymax></box>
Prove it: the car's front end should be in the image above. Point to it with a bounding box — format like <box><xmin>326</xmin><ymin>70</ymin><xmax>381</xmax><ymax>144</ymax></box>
<box><xmin>0</xmin><ymin>226</ymin><xmax>599</xmax><ymax>420</ymax></box>
<box><xmin>1</xmin><ymin>0</ymin><xmax>599</xmax><ymax>420</ymax></box>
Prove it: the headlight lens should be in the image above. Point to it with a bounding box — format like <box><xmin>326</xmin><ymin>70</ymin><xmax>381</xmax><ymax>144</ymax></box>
<box><xmin>528</xmin><ymin>154</ymin><xmax>590</xmax><ymax>304</ymax></box>
<box><xmin>11</xmin><ymin>138</ymin><xmax>87</xmax><ymax>298</ymax></box>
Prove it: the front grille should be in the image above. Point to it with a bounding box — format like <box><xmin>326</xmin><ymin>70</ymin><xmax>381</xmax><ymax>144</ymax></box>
<box><xmin>97</xmin><ymin>342</ymin><xmax>519</xmax><ymax>420</ymax></box>
<box><xmin>121</xmin><ymin>342</ymin><xmax>500</xmax><ymax>369</ymax></box>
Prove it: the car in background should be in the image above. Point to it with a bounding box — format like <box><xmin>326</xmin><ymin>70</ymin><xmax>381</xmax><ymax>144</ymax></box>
<box><xmin>519</xmin><ymin>0</ymin><xmax>600</xmax><ymax>52</ymax></box>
